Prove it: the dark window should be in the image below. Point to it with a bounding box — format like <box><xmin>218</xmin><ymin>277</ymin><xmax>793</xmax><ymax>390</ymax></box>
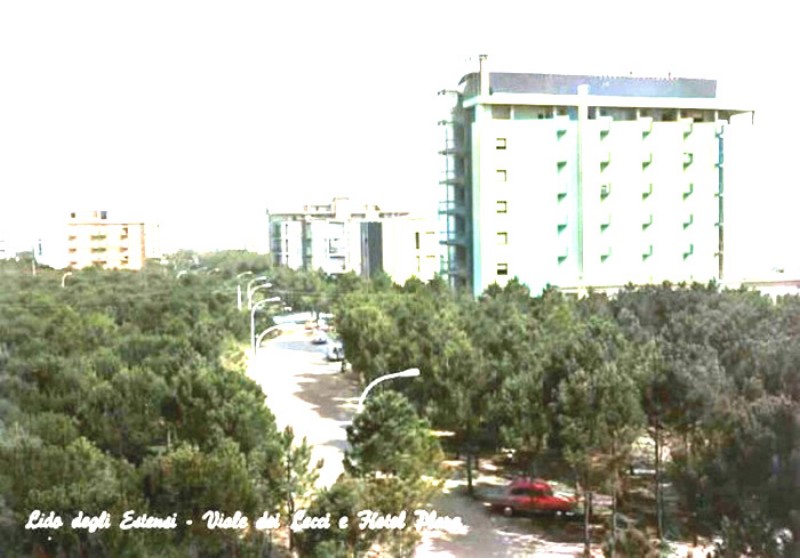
<box><xmin>492</xmin><ymin>105</ymin><xmax>511</xmax><ymax>119</ymax></box>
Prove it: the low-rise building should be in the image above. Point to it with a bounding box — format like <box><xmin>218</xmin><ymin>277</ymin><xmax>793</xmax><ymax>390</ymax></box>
<box><xmin>268</xmin><ymin>198</ymin><xmax>440</xmax><ymax>283</ymax></box>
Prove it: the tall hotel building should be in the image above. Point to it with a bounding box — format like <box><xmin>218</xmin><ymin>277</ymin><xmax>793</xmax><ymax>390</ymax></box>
<box><xmin>439</xmin><ymin>56</ymin><xmax>754</xmax><ymax>296</ymax></box>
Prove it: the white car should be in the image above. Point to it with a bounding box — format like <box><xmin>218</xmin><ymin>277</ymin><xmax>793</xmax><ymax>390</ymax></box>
<box><xmin>311</xmin><ymin>331</ymin><xmax>328</xmax><ymax>345</ymax></box>
<box><xmin>326</xmin><ymin>341</ymin><xmax>344</xmax><ymax>361</ymax></box>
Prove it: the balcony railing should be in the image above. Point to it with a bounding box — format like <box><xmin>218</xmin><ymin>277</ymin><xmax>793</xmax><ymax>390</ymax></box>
<box><xmin>440</xmin><ymin>230</ymin><xmax>468</xmax><ymax>245</ymax></box>
<box><xmin>438</xmin><ymin>200</ymin><xmax>466</xmax><ymax>215</ymax></box>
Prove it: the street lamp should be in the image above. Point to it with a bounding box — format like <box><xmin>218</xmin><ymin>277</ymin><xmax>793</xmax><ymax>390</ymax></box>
<box><xmin>246</xmin><ymin>276</ymin><xmax>270</xmax><ymax>309</ymax></box>
<box><xmin>235</xmin><ymin>272</ymin><xmax>254</xmax><ymax>311</ymax></box>
<box><xmin>357</xmin><ymin>368</ymin><xmax>420</xmax><ymax>413</ymax></box>
<box><xmin>61</xmin><ymin>272</ymin><xmax>73</xmax><ymax>288</ymax></box>
<box><xmin>248</xmin><ymin>282</ymin><xmax>274</xmax><ymax>310</ymax></box>
<box><xmin>250</xmin><ymin>297</ymin><xmax>282</xmax><ymax>354</ymax></box>
<box><xmin>254</xmin><ymin>324</ymin><xmax>284</xmax><ymax>355</ymax></box>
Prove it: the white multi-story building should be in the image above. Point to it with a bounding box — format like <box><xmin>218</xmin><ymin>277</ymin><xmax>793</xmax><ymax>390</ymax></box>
<box><xmin>268</xmin><ymin>198</ymin><xmax>440</xmax><ymax>283</ymax></box>
<box><xmin>439</xmin><ymin>56</ymin><xmax>755</xmax><ymax>296</ymax></box>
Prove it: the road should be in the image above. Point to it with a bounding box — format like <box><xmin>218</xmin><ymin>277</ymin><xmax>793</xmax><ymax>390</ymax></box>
<box><xmin>247</xmin><ymin>326</ymin><xmax>602</xmax><ymax>556</ymax></box>
<box><xmin>248</xmin><ymin>325</ymin><xmax>359</xmax><ymax>488</ymax></box>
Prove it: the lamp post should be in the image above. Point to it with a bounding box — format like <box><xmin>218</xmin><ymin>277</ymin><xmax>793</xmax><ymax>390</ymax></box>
<box><xmin>235</xmin><ymin>272</ymin><xmax>253</xmax><ymax>310</ymax></box>
<box><xmin>254</xmin><ymin>324</ymin><xmax>284</xmax><ymax>355</ymax></box>
<box><xmin>246</xmin><ymin>276</ymin><xmax>269</xmax><ymax>309</ymax></box>
<box><xmin>61</xmin><ymin>272</ymin><xmax>73</xmax><ymax>288</ymax></box>
<box><xmin>250</xmin><ymin>297</ymin><xmax>282</xmax><ymax>354</ymax></box>
<box><xmin>357</xmin><ymin>368</ymin><xmax>420</xmax><ymax>413</ymax></box>
<box><xmin>248</xmin><ymin>282</ymin><xmax>274</xmax><ymax>310</ymax></box>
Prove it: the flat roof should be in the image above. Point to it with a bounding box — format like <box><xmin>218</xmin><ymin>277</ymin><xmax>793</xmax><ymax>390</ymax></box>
<box><xmin>461</xmin><ymin>72</ymin><xmax>717</xmax><ymax>98</ymax></box>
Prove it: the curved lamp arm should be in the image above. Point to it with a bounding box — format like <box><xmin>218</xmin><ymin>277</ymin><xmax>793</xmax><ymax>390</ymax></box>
<box><xmin>357</xmin><ymin>368</ymin><xmax>420</xmax><ymax>413</ymax></box>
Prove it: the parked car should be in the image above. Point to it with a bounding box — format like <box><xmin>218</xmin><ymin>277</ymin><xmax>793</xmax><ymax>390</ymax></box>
<box><xmin>311</xmin><ymin>331</ymin><xmax>328</xmax><ymax>345</ymax></box>
<box><xmin>326</xmin><ymin>341</ymin><xmax>344</xmax><ymax>361</ymax></box>
<box><xmin>487</xmin><ymin>477</ymin><xmax>577</xmax><ymax>517</ymax></box>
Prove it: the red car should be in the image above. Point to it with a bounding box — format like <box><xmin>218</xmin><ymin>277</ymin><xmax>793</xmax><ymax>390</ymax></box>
<box><xmin>487</xmin><ymin>478</ymin><xmax>577</xmax><ymax>517</ymax></box>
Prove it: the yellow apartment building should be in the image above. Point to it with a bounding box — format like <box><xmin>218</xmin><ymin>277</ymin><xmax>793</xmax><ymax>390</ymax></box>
<box><xmin>67</xmin><ymin>210</ymin><xmax>147</xmax><ymax>270</ymax></box>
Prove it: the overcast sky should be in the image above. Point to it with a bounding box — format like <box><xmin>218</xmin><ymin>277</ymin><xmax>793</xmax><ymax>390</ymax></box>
<box><xmin>0</xmin><ymin>1</ymin><xmax>796</xmax><ymax>266</ymax></box>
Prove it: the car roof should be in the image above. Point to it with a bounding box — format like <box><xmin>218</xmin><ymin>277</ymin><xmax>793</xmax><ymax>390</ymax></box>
<box><xmin>508</xmin><ymin>477</ymin><xmax>551</xmax><ymax>488</ymax></box>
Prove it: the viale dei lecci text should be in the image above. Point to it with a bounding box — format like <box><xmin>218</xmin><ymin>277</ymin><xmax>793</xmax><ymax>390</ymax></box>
<box><xmin>25</xmin><ymin>509</ymin><xmax>464</xmax><ymax>534</ymax></box>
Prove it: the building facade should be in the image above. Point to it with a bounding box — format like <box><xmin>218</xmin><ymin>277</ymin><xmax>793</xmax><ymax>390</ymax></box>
<box><xmin>65</xmin><ymin>211</ymin><xmax>148</xmax><ymax>270</ymax></box>
<box><xmin>268</xmin><ymin>198</ymin><xmax>440</xmax><ymax>283</ymax></box>
<box><xmin>439</xmin><ymin>56</ymin><xmax>754</xmax><ymax>296</ymax></box>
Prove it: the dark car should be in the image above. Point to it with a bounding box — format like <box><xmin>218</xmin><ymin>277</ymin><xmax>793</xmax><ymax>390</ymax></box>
<box><xmin>487</xmin><ymin>477</ymin><xmax>577</xmax><ymax>517</ymax></box>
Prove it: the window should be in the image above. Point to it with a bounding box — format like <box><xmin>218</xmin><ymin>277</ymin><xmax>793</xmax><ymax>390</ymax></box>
<box><xmin>68</xmin><ymin>248</ymin><xmax>76</xmax><ymax>254</ymax></box>
<box><xmin>497</xmin><ymin>232</ymin><xmax>508</xmax><ymax>245</ymax></box>
<box><xmin>69</xmin><ymin>212</ymin><xmax>76</xmax><ymax>219</ymax></box>
<box><xmin>492</xmin><ymin>105</ymin><xmax>511</xmax><ymax>119</ymax></box>
<box><xmin>496</xmin><ymin>170</ymin><xmax>507</xmax><ymax>182</ymax></box>
<box><xmin>497</xmin><ymin>263</ymin><xmax>508</xmax><ymax>276</ymax></box>
<box><xmin>496</xmin><ymin>138</ymin><xmax>507</xmax><ymax>150</ymax></box>
<box><xmin>497</xmin><ymin>200</ymin><xmax>508</xmax><ymax>214</ymax></box>
<box><xmin>415</xmin><ymin>232</ymin><xmax>420</xmax><ymax>250</ymax></box>
<box><xmin>100</xmin><ymin>211</ymin><xmax>108</xmax><ymax>219</ymax></box>
<box><xmin>416</xmin><ymin>256</ymin><xmax>421</xmax><ymax>273</ymax></box>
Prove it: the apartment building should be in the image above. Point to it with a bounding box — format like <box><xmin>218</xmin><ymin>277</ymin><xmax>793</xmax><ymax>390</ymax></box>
<box><xmin>66</xmin><ymin>210</ymin><xmax>147</xmax><ymax>270</ymax></box>
<box><xmin>268</xmin><ymin>198</ymin><xmax>440</xmax><ymax>282</ymax></box>
<box><xmin>439</xmin><ymin>56</ymin><xmax>754</xmax><ymax>297</ymax></box>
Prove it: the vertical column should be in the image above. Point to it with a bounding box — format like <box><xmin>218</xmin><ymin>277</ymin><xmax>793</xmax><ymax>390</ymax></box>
<box><xmin>576</xmin><ymin>84</ymin><xmax>589</xmax><ymax>282</ymax></box>
<box><xmin>717</xmin><ymin>123</ymin><xmax>725</xmax><ymax>280</ymax></box>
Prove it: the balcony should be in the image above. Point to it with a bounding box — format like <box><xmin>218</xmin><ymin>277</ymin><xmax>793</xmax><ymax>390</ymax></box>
<box><xmin>441</xmin><ymin>262</ymin><xmax>468</xmax><ymax>278</ymax></box>
<box><xmin>441</xmin><ymin>230</ymin><xmax>469</xmax><ymax>246</ymax></box>
<box><xmin>439</xmin><ymin>172</ymin><xmax>465</xmax><ymax>186</ymax></box>
<box><xmin>438</xmin><ymin>139</ymin><xmax>465</xmax><ymax>156</ymax></box>
<box><xmin>438</xmin><ymin>200</ymin><xmax>466</xmax><ymax>216</ymax></box>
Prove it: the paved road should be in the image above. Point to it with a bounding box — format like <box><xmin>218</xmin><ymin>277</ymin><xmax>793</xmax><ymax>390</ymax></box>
<box><xmin>248</xmin><ymin>326</ymin><xmax>360</xmax><ymax>488</ymax></box>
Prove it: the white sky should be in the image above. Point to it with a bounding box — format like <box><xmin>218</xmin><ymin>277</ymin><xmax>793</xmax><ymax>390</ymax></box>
<box><xmin>0</xmin><ymin>1</ymin><xmax>797</xmax><ymax>268</ymax></box>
